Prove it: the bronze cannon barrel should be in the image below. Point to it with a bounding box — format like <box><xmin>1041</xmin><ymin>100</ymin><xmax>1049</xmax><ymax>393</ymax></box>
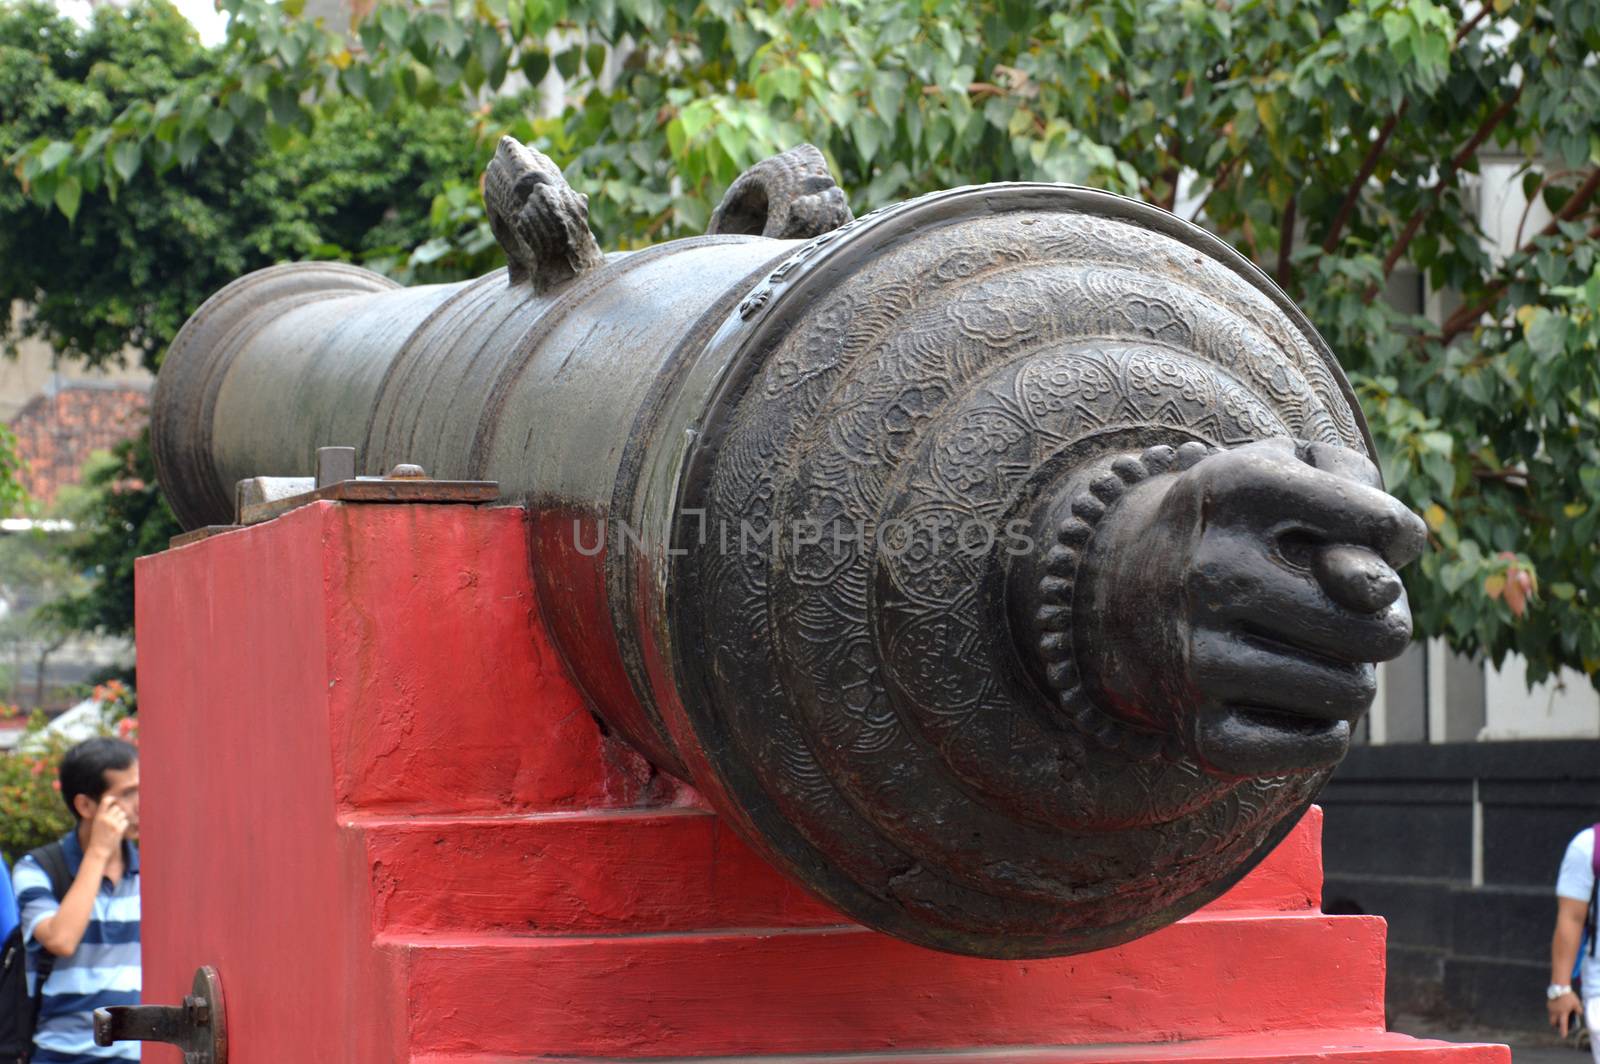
<box><xmin>153</xmin><ymin>142</ymin><xmax>1424</xmax><ymax>958</ymax></box>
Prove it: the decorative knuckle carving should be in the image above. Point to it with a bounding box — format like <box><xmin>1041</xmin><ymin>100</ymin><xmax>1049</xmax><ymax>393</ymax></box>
<box><xmin>709</xmin><ymin>143</ymin><xmax>854</xmax><ymax>240</ymax></box>
<box><xmin>484</xmin><ymin>136</ymin><xmax>604</xmax><ymax>292</ymax></box>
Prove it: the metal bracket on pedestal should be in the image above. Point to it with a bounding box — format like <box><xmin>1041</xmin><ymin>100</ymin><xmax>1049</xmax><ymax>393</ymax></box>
<box><xmin>168</xmin><ymin>446</ymin><xmax>500</xmax><ymax>548</ymax></box>
<box><xmin>94</xmin><ymin>964</ymin><xmax>228</xmax><ymax>1064</ymax></box>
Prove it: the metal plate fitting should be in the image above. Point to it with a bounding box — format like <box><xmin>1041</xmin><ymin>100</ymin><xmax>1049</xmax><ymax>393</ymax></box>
<box><xmin>94</xmin><ymin>964</ymin><xmax>227</xmax><ymax>1064</ymax></box>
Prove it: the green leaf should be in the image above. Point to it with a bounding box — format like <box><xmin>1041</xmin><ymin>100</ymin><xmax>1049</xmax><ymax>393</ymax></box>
<box><xmin>1421</xmin><ymin>451</ymin><xmax>1455</xmax><ymax>498</ymax></box>
<box><xmin>851</xmin><ymin>113</ymin><xmax>884</xmax><ymax>163</ymax></box>
<box><xmin>340</xmin><ymin>64</ymin><xmax>370</xmax><ymax>98</ymax></box>
<box><xmin>1525</xmin><ymin>310</ymin><xmax>1568</xmax><ymax>360</ymax></box>
<box><xmin>378</xmin><ymin>5</ymin><xmax>407</xmax><ymax>45</ymax></box>
<box><xmin>1420</xmin><ymin>431</ymin><xmax>1454</xmax><ymax>456</ymax></box>
<box><xmin>38</xmin><ymin>141</ymin><xmax>72</xmax><ymax>173</ymax></box>
<box><xmin>431</xmin><ymin>57</ymin><xmax>462</xmax><ymax>88</ymax></box>
<box><xmin>905</xmin><ymin>99</ymin><xmax>924</xmax><ymax>152</ymax></box>
<box><xmin>869</xmin><ymin>72</ymin><xmax>905</xmax><ymax>124</ymax></box>
<box><xmin>476</xmin><ymin>27</ymin><xmax>505</xmax><ymax>74</ymax></box>
<box><xmin>410</xmin><ymin>237</ymin><xmax>452</xmax><ymax>265</ymax></box>
<box><xmin>110</xmin><ymin>141</ymin><xmax>141</xmax><ymax>182</ymax></box>
<box><xmin>463</xmin><ymin>54</ymin><xmax>486</xmax><ymax>93</ymax></box>
<box><xmin>520</xmin><ymin>48</ymin><xmax>551</xmax><ymax>85</ymax></box>
<box><xmin>358</xmin><ymin>15</ymin><xmax>384</xmax><ymax>54</ymax></box>
<box><xmin>368</xmin><ymin>71</ymin><xmax>397</xmax><ymax>113</ymax></box>
<box><xmin>728</xmin><ymin>20</ymin><xmax>760</xmax><ymax>66</ymax></box>
<box><xmin>815</xmin><ymin>86</ymin><xmax>857</xmax><ymax>130</ymax></box>
<box><xmin>715</xmin><ymin>121</ymin><xmax>748</xmax><ymax>166</ymax></box>
<box><xmin>268</xmin><ymin>85</ymin><xmax>300</xmax><ymax>127</ymax></box>
<box><xmin>80</xmin><ymin>128</ymin><xmax>112</xmax><ymax>161</ymax></box>
<box><xmin>677</xmin><ymin>99</ymin><xmax>714</xmax><ymax>141</ymax></box>
<box><xmin>53</xmin><ymin>177</ymin><xmax>81</xmax><ymax>222</ymax></box>
<box><xmin>758</xmin><ymin>66</ymin><xmax>801</xmax><ymax>107</ymax></box>
<box><xmin>524</xmin><ymin>0</ymin><xmax>554</xmax><ymax>35</ymax></box>
<box><xmin>205</xmin><ymin>110</ymin><xmax>235</xmax><ymax>147</ymax></box>
<box><xmin>265</xmin><ymin>122</ymin><xmax>295</xmax><ymax>151</ymax></box>
<box><xmin>439</xmin><ymin>18</ymin><xmax>467</xmax><ymax>57</ymax></box>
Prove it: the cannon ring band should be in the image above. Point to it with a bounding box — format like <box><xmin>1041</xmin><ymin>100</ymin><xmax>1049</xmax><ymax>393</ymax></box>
<box><xmin>1024</xmin><ymin>441</ymin><xmax>1220</xmax><ymax>762</ymax></box>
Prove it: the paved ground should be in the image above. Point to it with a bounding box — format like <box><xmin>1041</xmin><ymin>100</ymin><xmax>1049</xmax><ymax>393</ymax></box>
<box><xmin>1503</xmin><ymin>1045</ymin><xmax>1588</xmax><ymax>1062</ymax></box>
<box><xmin>1504</xmin><ymin>1043</ymin><xmax>1580</xmax><ymax>1056</ymax></box>
<box><xmin>1394</xmin><ymin>1015</ymin><xmax>1590</xmax><ymax>1062</ymax></box>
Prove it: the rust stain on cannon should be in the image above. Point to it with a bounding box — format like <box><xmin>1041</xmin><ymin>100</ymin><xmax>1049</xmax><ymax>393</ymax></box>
<box><xmin>151</xmin><ymin>142</ymin><xmax>1424</xmax><ymax>958</ymax></box>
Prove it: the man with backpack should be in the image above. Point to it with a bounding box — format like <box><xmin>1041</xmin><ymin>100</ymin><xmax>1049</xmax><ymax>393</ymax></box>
<box><xmin>1552</xmin><ymin>822</ymin><xmax>1600</xmax><ymax>1059</ymax></box>
<box><xmin>3</xmin><ymin>738</ymin><xmax>140</xmax><ymax>1063</ymax></box>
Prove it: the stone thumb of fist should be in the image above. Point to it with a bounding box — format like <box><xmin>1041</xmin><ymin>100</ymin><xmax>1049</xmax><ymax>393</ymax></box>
<box><xmin>1078</xmin><ymin>437</ymin><xmax>1427</xmax><ymax>780</ymax></box>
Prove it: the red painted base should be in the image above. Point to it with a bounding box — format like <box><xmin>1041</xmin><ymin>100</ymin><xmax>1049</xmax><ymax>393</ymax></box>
<box><xmin>134</xmin><ymin>502</ymin><xmax>1507</xmax><ymax>1063</ymax></box>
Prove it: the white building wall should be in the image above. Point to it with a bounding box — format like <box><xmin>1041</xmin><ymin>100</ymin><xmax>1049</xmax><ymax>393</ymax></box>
<box><xmin>1482</xmin><ymin>658</ymin><xmax>1600</xmax><ymax>740</ymax></box>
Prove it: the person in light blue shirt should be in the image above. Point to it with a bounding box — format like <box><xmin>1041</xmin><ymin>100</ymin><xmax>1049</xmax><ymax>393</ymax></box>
<box><xmin>1552</xmin><ymin>825</ymin><xmax>1600</xmax><ymax>1060</ymax></box>
<box><xmin>11</xmin><ymin>737</ymin><xmax>141</xmax><ymax>1063</ymax></box>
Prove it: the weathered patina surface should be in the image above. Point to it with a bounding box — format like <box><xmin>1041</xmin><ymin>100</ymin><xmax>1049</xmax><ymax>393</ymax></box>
<box><xmin>152</xmin><ymin>142</ymin><xmax>1423</xmax><ymax>958</ymax></box>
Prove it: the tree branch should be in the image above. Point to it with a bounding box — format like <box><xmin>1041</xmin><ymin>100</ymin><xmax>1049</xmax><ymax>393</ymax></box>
<box><xmin>1276</xmin><ymin>190</ymin><xmax>1297</xmax><ymax>289</ymax></box>
<box><xmin>1378</xmin><ymin>85</ymin><xmax>1524</xmax><ymax>283</ymax></box>
<box><xmin>1472</xmin><ymin>467</ymin><xmax>1529</xmax><ymax>486</ymax></box>
<box><xmin>1438</xmin><ymin>200</ymin><xmax>1600</xmax><ymax>345</ymax></box>
<box><xmin>1320</xmin><ymin>7</ymin><xmax>1492</xmax><ymax>256</ymax></box>
<box><xmin>1453</xmin><ymin>4</ymin><xmax>1492</xmax><ymax>45</ymax></box>
<box><xmin>1511</xmin><ymin>168</ymin><xmax>1589</xmax><ymax>248</ymax></box>
<box><xmin>1240</xmin><ymin>211</ymin><xmax>1261</xmax><ymax>263</ymax></box>
<box><xmin>1538</xmin><ymin>166</ymin><xmax>1600</xmax><ymax>236</ymax></box>
<box><xmin>1322</xmin><ymin>105</ymin><xmax>1406</xmax><ymax>253</ymax></box>
<box><xmin>1187</xmin><ymin>154</ymin><xmax>1239</xmax><ymax>223</ymax></box>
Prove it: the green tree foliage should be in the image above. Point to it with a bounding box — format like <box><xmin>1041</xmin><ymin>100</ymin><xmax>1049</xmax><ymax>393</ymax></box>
<box><xmin>0</xmin><ymin>523</ymin><xmax>89</xmax><ymax>705</ymax></box>
<box><xmin>0</xmin><ymin>0</ymin><xmax>509</xmax><ymax>659</ymax></box>
<box><xmin>44</xmin><ymin>434</ymin><xmax>173</xmax><ymax>642</ymax></box>
<box><xmin>0</xmin><ymin>0</ymin><xmax>502</xmax><ymax>369</ymax></box>
<box><xmin>9</xmin><ymin>0</ymin><xmax>1600</xmax><ymax>686</ymax></box>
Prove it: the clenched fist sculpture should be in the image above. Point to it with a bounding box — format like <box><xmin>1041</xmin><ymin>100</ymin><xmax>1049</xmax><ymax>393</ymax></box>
<box><xmin>154</xmin><ymin>143</ymin><xmax>1426</xmax><ymax>958</ymax></box>
<box><xmin>1056</xmin><ymin>438</ymin><xmax>1423</xmax><ymax>779</ymax></box>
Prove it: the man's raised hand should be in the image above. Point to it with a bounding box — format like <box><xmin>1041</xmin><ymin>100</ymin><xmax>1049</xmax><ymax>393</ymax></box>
<box><xmin>87</xmin><ymin>792</ymin><xmax>129</xmax><ymax>858</ymax></box>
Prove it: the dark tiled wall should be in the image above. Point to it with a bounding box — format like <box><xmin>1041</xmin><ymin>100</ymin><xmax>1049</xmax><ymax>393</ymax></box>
<box><xmin>1319</xmin><ymin>740</ymin><xmax>1600</xmax><ymax>1030</ymax></box>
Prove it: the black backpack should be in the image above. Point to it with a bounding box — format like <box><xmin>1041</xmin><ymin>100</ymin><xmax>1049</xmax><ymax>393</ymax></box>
<box><xmin>0</xmin><ymin>843</ymin><xmax>71</xmax><ymax>1063</ymax></box>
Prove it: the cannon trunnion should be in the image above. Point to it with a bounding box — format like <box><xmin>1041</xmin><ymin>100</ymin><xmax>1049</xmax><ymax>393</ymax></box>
<box><xmin>152</xmin><ymin>144</ymin><xmax>1423</xmax><ymax>958</ymax></box>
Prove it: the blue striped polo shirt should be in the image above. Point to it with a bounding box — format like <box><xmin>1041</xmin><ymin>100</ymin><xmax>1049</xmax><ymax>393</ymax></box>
<box><xmin>11</xmin><ymin>832</ymin><xmax>140</xmax><ymax>1062</ymax></box>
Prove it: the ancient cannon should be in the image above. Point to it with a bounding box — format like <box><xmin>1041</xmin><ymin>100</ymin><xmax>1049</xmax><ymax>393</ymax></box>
<box><xmin>151</xmin><ymin>141</ymin><xmax>1425</xmax><ymax>959</ymax></box>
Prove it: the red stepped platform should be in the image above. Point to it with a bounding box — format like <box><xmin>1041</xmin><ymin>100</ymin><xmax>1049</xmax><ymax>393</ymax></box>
<box><xmin>134</xmin><ymin>501</ymin><xmax>1508</xmax><ymax>1063</ymax></box>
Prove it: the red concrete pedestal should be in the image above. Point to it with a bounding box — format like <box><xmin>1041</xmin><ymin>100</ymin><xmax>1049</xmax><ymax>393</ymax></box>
<box><xmin>134</xmin><ymin>501</ymin><xmax>1508</xmax><ymax>1063</ymax></box>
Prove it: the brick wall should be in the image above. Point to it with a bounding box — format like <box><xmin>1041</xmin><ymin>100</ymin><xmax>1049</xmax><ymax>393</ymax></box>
<box><xmin>7</xmin><ymin>382</ymin><xmax>149</xmax><ymax>506</ymax></box>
